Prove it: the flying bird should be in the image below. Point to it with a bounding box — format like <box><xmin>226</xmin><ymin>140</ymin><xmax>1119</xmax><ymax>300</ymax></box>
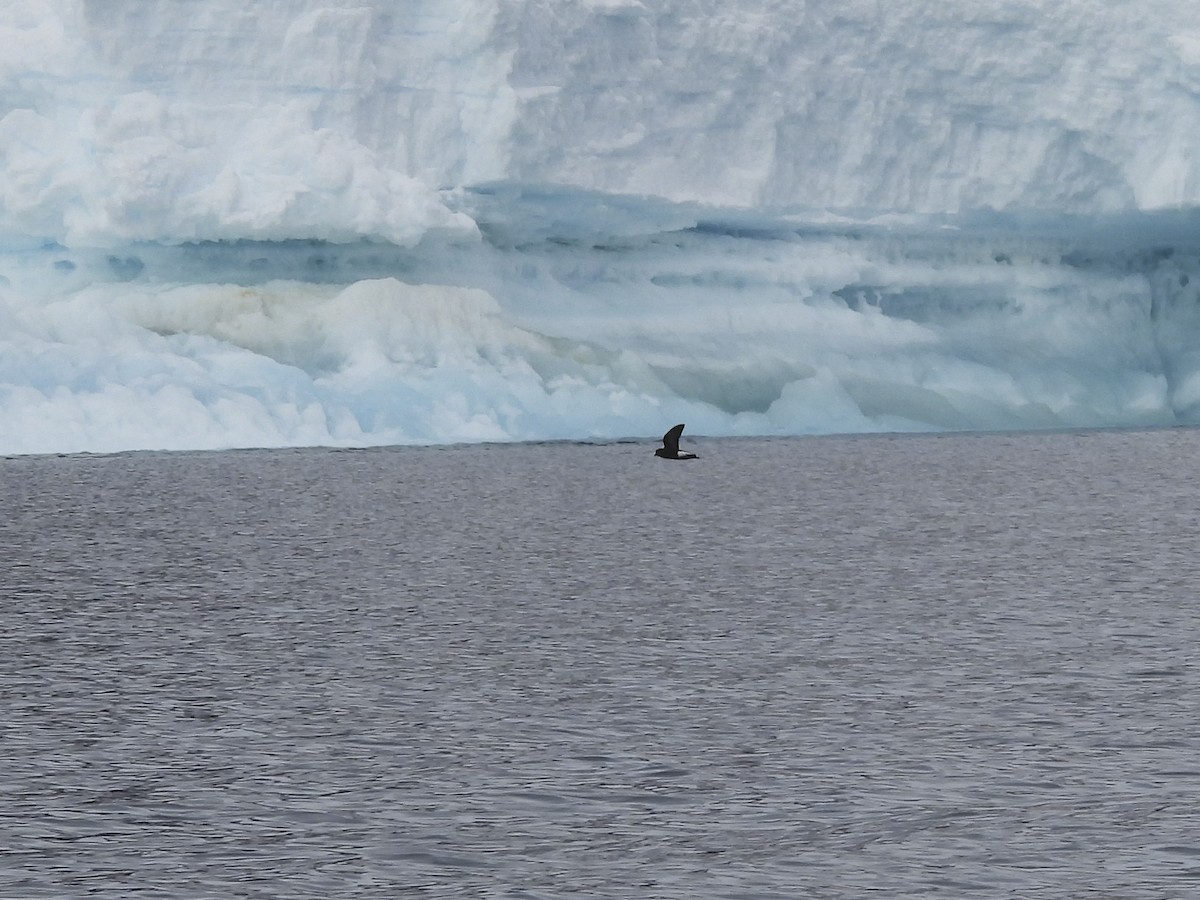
<box><xmin>655</xmin><ymin>423</ymin><xmax>698</xmax><ymax>460</ymax></box>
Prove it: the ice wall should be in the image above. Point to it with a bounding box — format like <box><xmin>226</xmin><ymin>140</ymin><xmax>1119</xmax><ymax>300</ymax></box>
<box><xmin>5</xmin><ymin>1</ymin><xmax>1200</xmax><ymax>454</ymax></box>
<box><xmin>6</xmin><ymin>0</ymin><xmax>1200</xmax><ymax>249</ymax></box>
<box><xmin>6</xmin><ymin>194</ymin><xmax>1200</xmax><ymax>455</ymax></box>
<box><xmin>503</xmin><ymin>0</ymin><xmax>1200</xmax><ymax>213</ymax></box>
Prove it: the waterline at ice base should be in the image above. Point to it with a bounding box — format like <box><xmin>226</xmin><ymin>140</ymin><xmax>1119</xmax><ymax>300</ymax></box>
<box><xmin>5</xmin><ymin>1</ymin><xmax>1200</xmax><ymax>455</ymax></box>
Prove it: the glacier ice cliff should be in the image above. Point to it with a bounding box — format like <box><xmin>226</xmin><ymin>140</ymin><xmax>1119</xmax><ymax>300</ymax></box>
<box><xmin>5</xmin><ymin>0</ymin><xmax>1200</xmax><ymax>453</ymax></box>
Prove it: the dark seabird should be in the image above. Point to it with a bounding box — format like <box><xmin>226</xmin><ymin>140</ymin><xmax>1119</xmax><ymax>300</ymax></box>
<box><xmin>655</xmin><ymin>423</ymin><xmax>698</xmax><ymax>460</ymax></box>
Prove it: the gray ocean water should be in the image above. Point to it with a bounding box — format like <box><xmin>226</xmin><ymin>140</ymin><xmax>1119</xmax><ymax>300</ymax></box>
<box><xmin>4</xmin><ymin>428</ymin><xmax>1200</xmax><ymax>898</ymax></box>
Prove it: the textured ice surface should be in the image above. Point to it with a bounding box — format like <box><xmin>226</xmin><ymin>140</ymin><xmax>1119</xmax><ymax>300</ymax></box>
<box><xmin>6</xmin><ymin>0</ymin><xmax>1200</xmax><ymax>247</ymax></box>
<box><xmin>4</xmin><ymin>1</ymin><xmax>1200</xmax><ymax>452</ymax></box>
<box><xmin>6</xmin><ymin>192</ymin><xmax>1200</xmax><ymax>455</ymax></box>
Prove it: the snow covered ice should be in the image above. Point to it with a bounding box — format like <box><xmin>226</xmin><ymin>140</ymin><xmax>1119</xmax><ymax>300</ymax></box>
<box><xmin>5</xmin><ymin>0</ymin><xmax>1200</xmax><ymax>453</ymax></box>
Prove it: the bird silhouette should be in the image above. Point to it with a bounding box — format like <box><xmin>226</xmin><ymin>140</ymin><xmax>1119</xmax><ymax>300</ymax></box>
<box><xmin>654</xmin><ymin>423</ymin><xmax>698</xmax><ymax>460</ymax></box>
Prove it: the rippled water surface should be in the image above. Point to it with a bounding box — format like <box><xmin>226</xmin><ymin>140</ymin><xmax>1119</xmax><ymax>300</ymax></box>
<box><xmin>5</xmin><ymin>429</ymin><xmax>1200</xmax><ymax>897</ymax></box>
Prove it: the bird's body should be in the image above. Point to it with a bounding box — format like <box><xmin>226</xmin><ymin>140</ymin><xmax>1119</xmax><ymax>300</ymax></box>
<box><xmin>655</xmin><ymin>423</ymin><xmax>698</xmax><ymax>460</ymax></box>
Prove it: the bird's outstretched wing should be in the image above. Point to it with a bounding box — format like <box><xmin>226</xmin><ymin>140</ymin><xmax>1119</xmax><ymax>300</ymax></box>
<box><xmin>661</xmin><ymin>423</ymin><xmax>685</xmax><ymax>455</ymax></box>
